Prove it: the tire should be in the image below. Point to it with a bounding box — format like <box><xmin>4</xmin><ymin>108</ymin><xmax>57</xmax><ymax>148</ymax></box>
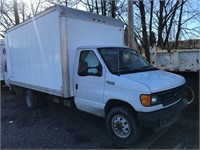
<box><xmin>106</xmin><ymin>106</ymin><xmax>141</xmax><ymax>144</ymax></box>
<box><xmin>184</xmin><ymin>78</ymin><xmax>199</xmax><ymax>111</ymax></box>
<box><xmin>25</xmin><ymin>90</ymin><xmax>38</xmax><ymax>109</ymax></box>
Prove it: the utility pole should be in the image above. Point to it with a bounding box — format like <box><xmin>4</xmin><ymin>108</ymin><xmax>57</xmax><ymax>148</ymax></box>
<box><xmin>128</xmin><ymin>0</ymin><xmax>137</xmax><ymax>50</ymax></box>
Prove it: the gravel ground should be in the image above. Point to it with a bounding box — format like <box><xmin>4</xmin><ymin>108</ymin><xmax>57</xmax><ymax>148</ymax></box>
<box><xmin>1</xmin><ymin>87</ymin><xmax>199</xmax><ymax>149</ymax></box>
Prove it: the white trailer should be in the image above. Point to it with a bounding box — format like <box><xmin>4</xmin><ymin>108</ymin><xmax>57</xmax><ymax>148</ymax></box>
<box><xmin>150</xmin><ymin>46</ymin><xmax>199</xmax><ymax>110</ymax></box>
<box><xmin>5</xmin><ymin>5</ymin><xmax>188</xmax><ymax>144</ymax></box>
<box><xmin>0</xmin><ymin>39</ymin><xmax>6</xmax><ymax>87</ymax></box>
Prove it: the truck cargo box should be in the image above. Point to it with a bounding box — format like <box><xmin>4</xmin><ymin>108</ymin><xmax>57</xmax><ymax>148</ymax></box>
<box><xmin>5</xmin><ymin>5</ymin><xmax>124</xmax><ymax>98</ymax></box>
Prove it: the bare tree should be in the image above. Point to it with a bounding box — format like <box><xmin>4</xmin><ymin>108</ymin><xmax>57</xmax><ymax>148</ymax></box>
<box><xmin>1</xmin><ymin>0</ymin><xmax>199</xmax><ymax>54</ymax></box>
<box><xmin>132</xmin><ymin>0</ymin><xmax>200</xmax><ymax>60</ymax></box>
<box><xmin>157</xmin><ymin>0</ymin><xmax>165</xmax><ymax>47</ymax></box>
<box><xmin>101</xmin><ymin>0</ymin><xmax>107</xmax><ymax>16</ymax></box>
<box><xmin>95</xmin><ymin>0</ymin><xmax>99</xmax><ymax>14</ymax></box>
<box><xmin>149</xmin><ymin>0</ymin><xmax>154</xmax><ymax>47</ymax></box>
<box><xmin>0</xmin><ymin>0</ymin><xmax>48</xmax><ymax>37</ymax></box>
<box><xmin>138</xmin><ymin>0</ymin><xmax>150</xmax><ymax>61</ymax></box>
<box><xmin>175</xmin><ymin>0</ymin><xmax>185</xmax><ymax>47</ymax></box>
<box><xmin>163</xmin><ymin>0</ymin><xmax>180</xmax><ymax>47</ymax></box>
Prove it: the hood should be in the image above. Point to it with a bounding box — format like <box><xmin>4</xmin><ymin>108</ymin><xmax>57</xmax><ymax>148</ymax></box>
<box><xmin>122</xmin><ymin>70</ymin><xmax>185</xmax><ymax>93</ymax></box>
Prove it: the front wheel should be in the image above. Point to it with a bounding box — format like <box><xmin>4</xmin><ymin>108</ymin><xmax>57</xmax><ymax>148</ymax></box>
<box><xmin>106</xmin><ymin>106</ymin><xmax>141</xmax><ymax>144</ymax></box>
<box><xmin>184</xmin><ymin>77</ymin><xmax>199</xmax><ymax>111</ymax></box>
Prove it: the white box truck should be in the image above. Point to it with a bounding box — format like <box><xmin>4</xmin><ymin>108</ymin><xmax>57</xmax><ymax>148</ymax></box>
<box><xmin>4</xmin><ymin>5</ymin><xmax>188</xmax><ymax>144</ymax></box>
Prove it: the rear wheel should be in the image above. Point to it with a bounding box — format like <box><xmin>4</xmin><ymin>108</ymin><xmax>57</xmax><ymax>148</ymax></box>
<box><xmin>25</xmin><ymin>90</ymin><xmax>38</xmax><ymax>109</ymax></box>
<box><xmin>106</xmin><ymin>106</ymin><xmax>141</xmax><ymax>144</ymax></box>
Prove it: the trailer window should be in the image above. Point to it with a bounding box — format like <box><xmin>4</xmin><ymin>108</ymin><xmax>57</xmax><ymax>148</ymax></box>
<box><xmin>78</xmin><ymin>51</ymin><xmax>102</xmax><ymax>76</ymax></box>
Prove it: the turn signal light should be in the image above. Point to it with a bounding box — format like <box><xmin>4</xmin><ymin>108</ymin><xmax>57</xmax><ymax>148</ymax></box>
<box><xmin>140</xmin><ymin>95</ymin><xmax>151</xmax><ymax>107</ymax></box>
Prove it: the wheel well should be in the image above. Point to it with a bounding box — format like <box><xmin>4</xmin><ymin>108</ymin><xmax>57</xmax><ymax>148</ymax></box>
<box><xmin>104</xmin><ymin>99</ymin><xmax>136</xmax><ymax>116</ymax></box>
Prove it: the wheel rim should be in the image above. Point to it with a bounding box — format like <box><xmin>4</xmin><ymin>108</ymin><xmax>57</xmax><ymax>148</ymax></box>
<box><xmin>26</xmin><ymin>93</ymin><xmax>32</xmax><ymax>107</ymax></box>
<box><xmin>111</xmin><ymin>115</ymin><xmax>131</xmax><ymax>138</ymax></box>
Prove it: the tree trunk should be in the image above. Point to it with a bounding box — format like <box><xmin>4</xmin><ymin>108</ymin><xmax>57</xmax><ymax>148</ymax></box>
<box><xmin>22</xmin><ymin>3</ymin><xmax>25</xmax><ymax>21</ymax></box>
<box><xmin>95</xmin><ymin>0</ymin><xmax>99</xmax><ymax>14</ymax></box>
<box><xmin>111</xmin><ymin>0</ymin><xmax>116</xmax><ymax>18</ymax></box>
<box><xmin>87</xmin><ymin>0</ymin><xmax>92</xmax><ymax>12</ymax></box>
<box><xmin>91</xmin><ymin>0</ymin><xmax>94</xmax><ymax>13</ymax></box>
<box><xmin>101</xmin><ymin>0</ymin><xmax>106</xmax><ymax>16</ymax></box>
<box><xmin>157</xmin><ymin>0</ymin><xmax>165</xmax><ymax>47</ymax></box>
<box><xmin>139</xmin><ymin>1</ymin><xmax>150</xmax><ymax>61</ymax></box>
<box><xmin>175</xmin><ymin>0</ymin><xmax>184</xmax><ymax>48</ymax></box>
<box><xmin>163</xmin><ymin>1</ymin><xmax>179</xmax><ymax>47</ymax></box>
<box><xmin>13</xmin><ymin>0</ymin><xmax>20</xmax><ymax>25</ymax></box>
<box><xmin>149</xmin><ymin>0</ymin><xmax>154</xmax><ymax>47</ymax></box>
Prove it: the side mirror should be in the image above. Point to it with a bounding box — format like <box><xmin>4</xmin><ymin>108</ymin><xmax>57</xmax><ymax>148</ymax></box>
<box><xmin>78</xmin><ymin>61</ymin><xmax>88</xmax><ymax>76</ymax></box>
<box><xmin>96</xmin><ymin>65</ymin><xmax>102</xmax><ymax>76</ymax></box>
<box><xmin>78</xmin><ymin>62</ymin><xmax>102</xmax><ymax>77</ymax></box>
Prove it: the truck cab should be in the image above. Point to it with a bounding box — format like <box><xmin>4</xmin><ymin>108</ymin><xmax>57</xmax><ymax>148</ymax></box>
<box><xmin>74</xmin><ymin>46</ymin><xmax>188</xmax><ymax>143</ymax></box>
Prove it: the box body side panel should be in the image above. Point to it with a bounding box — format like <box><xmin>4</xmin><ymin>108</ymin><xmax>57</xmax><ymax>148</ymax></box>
<box><xmin>5</xmin><ymin>11</ymin><xmax>63</xmax><ymax>96</ymax></box>
<box><xmin>67</xmin><ymin>18</ymin><xmax>124</xmax><ymax>95</ymax></box>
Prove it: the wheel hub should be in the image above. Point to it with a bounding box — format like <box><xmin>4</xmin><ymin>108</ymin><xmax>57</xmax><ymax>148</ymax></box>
<box><xmin>112</xmin><ymin>115</ymin><xmax>131</xmax><ymax>138</ymax></box>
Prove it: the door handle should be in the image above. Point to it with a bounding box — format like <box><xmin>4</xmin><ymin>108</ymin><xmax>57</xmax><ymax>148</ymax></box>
<box><xmin>106</xmin><ymin>81</ymin><xmax>115</xmax><ymax>85</ymax></box>
<box><xmin>75</xmin><ymin>83</ymin><xmax>78</xmax><ymax>90</ymax></box>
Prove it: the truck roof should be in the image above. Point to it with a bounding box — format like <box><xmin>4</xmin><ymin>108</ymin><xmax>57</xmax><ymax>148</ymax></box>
<box><xmin>6</xmin><ymin>5</ymin><xmax>124</xmax><ymax>33</ymax></box>
<box><xmin>77</xmin><ymin>45</ymin><xmax>128</xmax><ymax>50</ymax></box>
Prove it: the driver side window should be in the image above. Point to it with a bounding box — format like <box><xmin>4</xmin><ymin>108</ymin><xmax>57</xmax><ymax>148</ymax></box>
<box><xmin>78</xmin><ymin>51</ymin><xmax>102</xmax><ymax>76</ymax></box>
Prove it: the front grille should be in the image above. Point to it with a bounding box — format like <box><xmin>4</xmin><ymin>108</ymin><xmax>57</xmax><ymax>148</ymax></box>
<box><xmin>157</xmin><ymin>85</ymin><xmax>184</xmax><ymax>106</ymax></box>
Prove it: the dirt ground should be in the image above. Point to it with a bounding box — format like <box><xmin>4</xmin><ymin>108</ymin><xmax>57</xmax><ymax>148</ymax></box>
<box><xmin>1</xmin><ymin>87</ymin><xmax>199</xmax><ymax>149</ymax></box>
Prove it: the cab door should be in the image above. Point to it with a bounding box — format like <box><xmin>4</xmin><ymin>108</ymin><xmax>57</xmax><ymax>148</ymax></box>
<box><xmin>74</xmin><ymin>49</ymin><xmax>105</xmax><ymax>116</ymax></box>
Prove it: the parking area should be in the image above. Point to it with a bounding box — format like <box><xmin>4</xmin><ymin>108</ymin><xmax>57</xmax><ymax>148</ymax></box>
<box><xmin>1</xmin><ymin>87</ymin><xmax>199</xmax><ymax>149</ymax></box>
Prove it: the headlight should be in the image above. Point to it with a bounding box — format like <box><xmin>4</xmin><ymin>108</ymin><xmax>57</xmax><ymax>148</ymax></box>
<box><xmin>140</xmin><ymin>94</ymin><xmax>158</xmax><ymax>107</ymax></box>
<box><xmin>151</xmin><ymin>95</ymin><xmax>158</xmax><ymax>104</ymax></box>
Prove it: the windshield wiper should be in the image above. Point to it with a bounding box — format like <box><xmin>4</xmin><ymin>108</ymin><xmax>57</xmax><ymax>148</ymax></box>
<box><xmin>117</xmin><ymin>66</ymin><xmax>157</xmax><ymax>74</ymax></box>
<box><xmin>114</xmin><ymin>68</ymin><xmax>143</xmax><ymax>75</ymax></box>
<box><xmin>140</xmin><ymin>66</ymin><xmax>157</xmax><ymax>71</ymax></box>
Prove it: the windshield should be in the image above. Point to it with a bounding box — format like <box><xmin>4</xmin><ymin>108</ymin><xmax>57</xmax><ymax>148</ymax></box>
<box><xmin>98</xmin><ymin>47</ymin><xmax>157</xmax><ymax>75</ymax></box>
